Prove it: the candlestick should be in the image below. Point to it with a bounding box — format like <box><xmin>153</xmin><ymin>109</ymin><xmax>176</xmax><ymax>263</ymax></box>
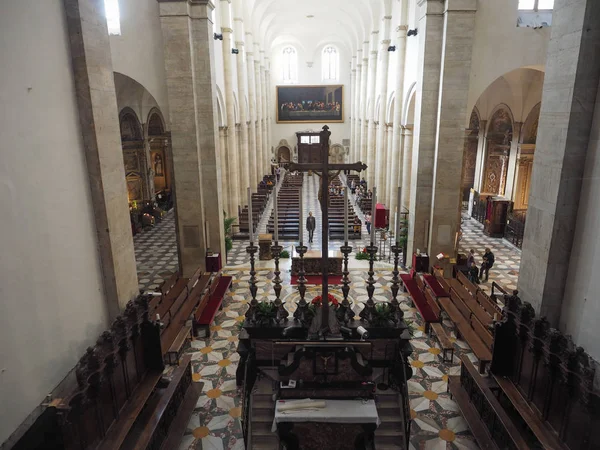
<box><xmin>299</xmin><ymin>187</ymin><xmax>303</xmax><ymax>242</ymax></box>
<box><xmin>370</xmin><ymin>187</ymin><xmax>377</xmax><ymax>244</ymax></box>
<box><xmin>395</xmin><ymin>187</ymin><xmax>402</xmax><ymax>242</ymax></box>
<box><xmin>247</xmin><ymin>188</ymin><xmax>253</xmax><ymax>242</ymax></box>
<box><xmin>344</xmin><ymin>185</ymin><xmax>349</xmax><ymax>242</ymax></box>
<box><xmin>274</xmin><ymin>183</ymin><xmax>279</xmax><ymax>241</ymax></box>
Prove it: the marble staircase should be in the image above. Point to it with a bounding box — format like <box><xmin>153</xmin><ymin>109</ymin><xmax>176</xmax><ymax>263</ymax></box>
<box><xmin>374</xmin><ymin>389</ymin><xmax>407</xmax><ymax>449</ymax></box>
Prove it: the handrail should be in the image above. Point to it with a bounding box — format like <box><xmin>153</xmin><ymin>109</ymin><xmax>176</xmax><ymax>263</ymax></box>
<box><xmin>400</xmin><ymin>356</ymin><xmax>411</xmax><ymax>449</ymax></box>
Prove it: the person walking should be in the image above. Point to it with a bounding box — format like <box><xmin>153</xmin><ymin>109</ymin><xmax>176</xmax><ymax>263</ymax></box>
<box><xmin>467</xmin><ymin>249</ymin><xmax>480</xmax><ymax>284</ymax></box>
<box><xmin>479</xmin><ymin>247</ymin><xmax>495</xmax><ymax>282</ymax></box>
<box><xmin>306</xmin><ymin>211</ymin><xmax>316</xmax><ymax>244</ymax></box>
<box><xmin>365</xmin><ymin>212</ymin><xmax>372</xmax><ymax>235</ymax></box>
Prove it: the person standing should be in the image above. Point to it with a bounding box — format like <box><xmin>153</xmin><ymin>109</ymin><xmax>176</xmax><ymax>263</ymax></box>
<box><xmin>467</xmin><ymin>249</ymin><xmax>480</xmax><ymax>284</ymax></box>
<box><xmin>306</xmin><ymin>211</ymin><xmax>316</xmax><ymax>244</ymax></box>
<box><xmin>365</xmin><ymin>212</ymin><xmax>372</xmax><ymax>235</ymax></box>
<box><xmin>479</xmin><ymin>248</ymin><xmax>495</xmax><ymax>282</ymax></box>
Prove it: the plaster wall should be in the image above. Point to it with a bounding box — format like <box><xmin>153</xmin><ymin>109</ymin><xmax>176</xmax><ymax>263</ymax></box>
<box><xmin>0</xmin><ymin>1</ymin><xmax>109</xmax><ymax>444</ymax></box>
<box><xmin>270</xmin><ymin>42</ymin><xmax>351</xmax><ymax>153</ymax></box>
<box><xmin>560</xmin><ymin>81</ymin><xmax>600</xmax><ymax>362</ymax></box>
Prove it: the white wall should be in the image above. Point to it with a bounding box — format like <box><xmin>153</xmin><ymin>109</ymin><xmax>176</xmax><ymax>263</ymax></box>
<box><xmin>0</xmin><ymin>1</ymin><xmax>109</xmax><ymax>444</ymax></box>
<box><xmin>560</xmin><ymin>82</ymin><xmax>600</xmax><ymax>362</ymax></box>
<box><xmin>270</xmin><ymin>41</ymin><xmax>351</xmax><ymax>152</ymax></box>
<box><xmin>109</xmin><ymin>0</ymin><xmax>170</xmax><ymax>124</ymax></box>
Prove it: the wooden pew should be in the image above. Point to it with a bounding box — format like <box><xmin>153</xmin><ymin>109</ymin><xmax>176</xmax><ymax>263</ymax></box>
<box><xmin>400</xmin><ymin>273</ymin><xmax>439</xmax><ymax>333</ymax></box>
<box><xmin>423</xmin><ymin>287</ymin><xmax>454</xmax><ymax>362</ymax></box>
<box><xmin>194</xmin><ymin>273</ymin><xmax>233</xmax><ymax>338</ymax></box>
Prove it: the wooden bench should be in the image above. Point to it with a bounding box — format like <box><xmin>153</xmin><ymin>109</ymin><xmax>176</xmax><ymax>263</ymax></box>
<box><xmin>448</xmin><ymin>355</ymin><xmax>530</xmax><ymax>450</ymax></box>
<box><xmin>18</xmin><ymin>297</ymin><xmax>204</xmax><ymax>450</ymax></box>
<box><xmin>400</xmin><ymin>273</ymin><xmax>439</xmax><ymax>333</ymax></box>
<box><xmin>422</xmin><ymin>285</ymin><xmax>454</xmax><ymax>362</ymax></box>
<box><xmin>194</xmin><ymin>274</ymin><xmax>233</xmax><ymax>338</ymax></box>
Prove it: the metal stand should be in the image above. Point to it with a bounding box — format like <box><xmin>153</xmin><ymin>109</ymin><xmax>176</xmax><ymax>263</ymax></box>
<box><xmin>390</xmin><ymin>243</ymin><xmax>405</xmax><ymax>324</ymax></box>
<box><xmin>244</xmin><ymin>242</ymin><xmax>259</xmax><ymax>322</ymax></box>
<box><xmin>338</xmin><ymin>243</ymin><xmax>354</xmax><ymax>324</ymax></box>
<box><xmin>271</xmin><ymin>241</ymin><xmax>288</xmax><ymax>323</ymax></box>
<box><xmin>360</xmin><ymin>244</ymin><xmax>378</xmax><ymax>323</ymax></box>
<box><xmin>293</xmin><ymin>243</ymin><xmax>310</xmax><ymax>325</ymax></box>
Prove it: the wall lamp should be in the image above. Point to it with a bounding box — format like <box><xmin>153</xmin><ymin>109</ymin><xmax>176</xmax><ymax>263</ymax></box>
<box><xmin>232</xmin><ymin>48</ymin><xmax>239</xmax><ymax>54</ymax></box>
<box><xmin>407</xmin><ymin>29</ymin><xmax>418</xmax><ymax>37</ymax></box>
<box><xmin>388</xmin><ymin>45</ymin><xmax>396</xmax><ymax>52</ymax></box>
<box><xmin>214</xmin><ymin>33</ymin><xmax>223</xmax><ymax>40</ymax></box>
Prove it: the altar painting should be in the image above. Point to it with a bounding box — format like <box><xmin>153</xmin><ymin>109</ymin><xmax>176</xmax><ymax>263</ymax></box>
<box><xmin>277</xmin><ymin>85</ymin><xmax>344</xmax><ymax>123</ymax></box>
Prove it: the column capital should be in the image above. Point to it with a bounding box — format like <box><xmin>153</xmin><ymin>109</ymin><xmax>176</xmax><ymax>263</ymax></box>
<box><xmin>445</xmin><ymin>0</ymin><xmax>477</xmax><ymax>13</ymax></box>
<box><xmin>246</xmin><ymin>51</ymin><xmax>254</xmax><ymax>56</ymax></box>
<box><xmin>352</xmin><ymin>69</ymin><xmax>357</xmax><ymax>73</ymax></box>
<box><xmin>233</xmin><ymin>17</ymin><xmax>243</xmax><ymax>22</ymax></box>
<box><xmin>356</xmin><ymin>63</ymin><xmax>362</xmax><ymax>68</ymax></box>
<box><xmin>221</xmin><ymin>27</ymin><xmax>233</xmax><ymax>33</ymax></box>
<box><xmin>383</xmin><ymin>15</ymin><xmax>393</xmax><ymax>20</ymax></box>
<box><xmin>363</xmin><ymin>58</ymin><xmax>369</xmax><ymax>63</ymax></box>
<box><xmin>235</xmin><ymin>41</ymin><xmax>244</xmax><ymax>47</ymax></box>
<box><xmin>363</xmin><ymin>40</ymin><xmax>370</xmax><ymax>44</ymax></box>
<box><xmin>397</xmin><ymin>25</ymin><xmax>408</xmax><ymax>33</ymax></box>
<box><xmin>381</xmin><ymin>39</ymin><xmax>392</xmax><ymax>45</ymax></box>
<box><xmin>371</xmin><ymin>30</ymin><xmax>380</xmax><ymax>35</ymax></box>
<box><xmin>245</xmin><ymin>31</ymin><xmax>252</xmax><ymax>36</ymax></box>
<box><xmin>370</xmin><ymin>50</ymin><xmax>378</xmax><ymax>56</ymax></box>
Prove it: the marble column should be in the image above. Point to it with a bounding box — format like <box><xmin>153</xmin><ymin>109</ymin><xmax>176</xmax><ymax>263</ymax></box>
<box><xmin>427</xmin><ymin>0</ymin><xmax>477</xmax><ymax>263</ymax></box>
<box><xmin>518</xmin><ymin>0</ymin><xmax>600</xmax><ymax>324</ymax></box>
<box><xmin>245</xmin><ymin>32</ymin><xmax>259</xmax><ymax>187</ymax></box>
<box><xmin>260</xmin><ymin>52</ymin><xmax>269</xmax><ymax>169</ymax></box>
<box><xmin>220</xmin><ymin>2</ymin><xmax>240</xmax><ymax>216</ymax></box>
<box><xmin>158</xmin><ymin>0</ymin><xmax>226</xmax><ymax>275</ymax></box>
<box><xmin>253</xmin><ymin>46</ymin><xmax>264</xmax><ymax>177</ymax></box>
<box><xmin>472</xmin><ymin>120</ymin><xmax>487</xmax><ymax>193</ymax></box>
<box><xmin>504</xmin><ymin>122</ymin><xmax>522</xmax><ymax>200</ymax></box>
<box><xmin>407</xmin><ymin>0</ymin><xmax>444</xmax><ymax>257</ymax></box>
<box><xmin>64</xmin><ymin>0</ymin><xmax>138</xmax><ymax>316</ymax></box>
<box><xmin>233</xmin><ymin>10</ymin><xmax>251</xmax><ymax>197</ymax></box>
<box><xmin>388</xmin><ymin>20</ymin><xmax>409</xmax><ymax>217</ymax></box>
<box><xmin>375</xmin><ymin>21</ymin><xmax>392</xmax><ymax>202</ymax></box>
<box><xmin>219</xmin><ymin>126</ymin><xmax>228</xmax><ymax>202</ymax></box>
<box><xmin>401</xmin><ymin>126</ymin><xmax>413</xmax><ymax>211</ymax></box>
<box><xmin>365</xmin><ymin>35</ymin><xmax>379</xmax><ymax>187</ymax></box>
<box><xmin>265</xmin><ymin>62</ymin><xmax>272</xmax><ymax>163</ymax></box>
<box><xmin>359</xmin><ymin>42</ymin><xmax>369</xmax><ymax>168</ymax></box>
<box><xmin>142</xmin><ymin>132</ymin><xmax>156</xmax><ymax>202</ymax></box>
<box><xmin>385</xmin><ymin>123</ymin><xmax>394</xmax><ymax>206</ymax></box>
<box><xmin>354</xmin><ymin>56</ymin><xmax>362</xmax><ymax>162</ymax></box>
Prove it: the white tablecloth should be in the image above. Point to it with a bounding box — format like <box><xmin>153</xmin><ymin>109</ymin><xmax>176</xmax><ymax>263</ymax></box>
<box><xmin>271</xmin><ymin>399</ymin><xmax>380</xmax><ymax>432</ymax></box>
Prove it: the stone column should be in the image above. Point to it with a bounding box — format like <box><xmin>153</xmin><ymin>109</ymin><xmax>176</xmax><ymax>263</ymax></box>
<box><xmin>504</xmin><ymin>122</ymin><xmax>522</xmax><ymax>200</ymax></box>
<box><xmin>401</xmin><ymin>126</ymin><xmax>413</xmax><ymax>211</ymax></box>
<box><xmin>233</xmin><ymin>8</ymin><xmax>250</xmax><ymax>197</ymax></box>
<box><xmin>427</xmin><ymin>0</ymin><xmax>477</xmax><ymax>264</ymax></box>
<box><xmin>388</xmin><ymin>18</ymin><xmax>409</xmax><ymax>215</ymax></box>
<box><xmin>354</xmin><ymin>55</ymin><xmax>362</xmax><ymax>161</ymax></box>
<box><xmin>159</xmin><ymin>0</ymin><xmax>226</xmax><ymax>275</ymax></box>
<box><xmin>385</xmin><ymin>124</ymin><xmax>394</xmax><ymax>205</ymax></box>
<box><xmin>245</xmin><ymin>32</ymin><xmax>259</xmax><ymax>187</ymax></box>
<box><xmin>472</xmin><ymin>120</ymin><xmax>487</xmax><ymax>192</ymax></box>
<box><xmin>375</xmin><ymin>21</ymin><xmax>392</xmax><ymax>202</ymax></box>
<box><xmin>142</xmin><ymin>133</ymin><xmax>156</xmax><ymax>202</ymax></box>
<box><xmin>265</xmin><ymin>61</ymin><xmax>272</xmax><ymax>163</ymax></box>
<box><xmin>219</xmin><ymin>126</ymin><xmax>228</xmax><ymax>201</ymax></box>
<box><xmin>254</xmin><ymin>44</ymin><xmax>264</xmax><ymax>176</ymax></box>
<box><xmin>219</xmin><ymin>1</ymin><xmax>239</xmax><ymax>216</ymax></box>
<box><xmin>365</xmin><ymin>34</ymin><xmax>379</xmax><ymax>187</ymax></box>
<box><xmin>64</xmin><ymin>0</ymin><xmax>138</xmax><ymax>316</ymax></box>
<box><xmin>518</xmin><ymin>0</ymin><xmax>600</xmax><ymax>324</ymax></box>
<box><xmin>260</xmin><ymin>52</ymin><xmax>268</xmax><ymax>169</ymax></box>
<box><xmin>359</xmin><ymin>42</ymin><xmax>369</xmax><ymax>167</ymax></box>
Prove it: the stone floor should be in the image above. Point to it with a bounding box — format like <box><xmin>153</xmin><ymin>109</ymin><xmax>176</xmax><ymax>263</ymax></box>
<box><xmin>131</xmin><ymin>175</ymin><xmax>523</xmax><ymax>449</ymax></box>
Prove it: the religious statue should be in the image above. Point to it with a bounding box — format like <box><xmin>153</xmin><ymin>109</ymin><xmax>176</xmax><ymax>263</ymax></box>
<box><xmin>154</xmin><ymin>153</ymin><xmax>163</xmax><ymax>176</ymax></box>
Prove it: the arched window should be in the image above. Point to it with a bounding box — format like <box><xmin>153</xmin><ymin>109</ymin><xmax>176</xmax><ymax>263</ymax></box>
<box><xmin>322</xmin><ymin>46</ymin><xmax>339</xmax><ymax>81</ymax></box>
<box><xmin>104</xmin><ymin>0</ymin><xmax>121</xmax><ymax>35</ymax></box>
<box><xmin>282</xmin><ymin>46</ymin><xmax>298</xmax><ymax>83</ymax></box>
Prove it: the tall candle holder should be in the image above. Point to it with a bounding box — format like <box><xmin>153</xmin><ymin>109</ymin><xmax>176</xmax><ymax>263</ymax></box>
<box><xmin>293</xmin><ymin>243</ymin><xmax>310</xmax><ymax>325</ymax></box>
<box><xmin>389</xmin><ymin>243</ymin><xmax>404</xmax><ymax>324</ymax></box>
<box><xmin>360</xmin><ymin>244</ymin><xmax>378</xmax><ymax>323</ymax></box>
<box><xmin>271</xmin><ymin>241</ymin><xmax>288</xmax><ymax>323</ymax></box>
<box><xmin>338</xmin><ymin>243</ymin><xmax>354</xmax><ymax>324</ymax></box>
<box><xmin>244</xmin><ymin>242</ymin><xmax>259</xmax><ymax>322</ymax></box>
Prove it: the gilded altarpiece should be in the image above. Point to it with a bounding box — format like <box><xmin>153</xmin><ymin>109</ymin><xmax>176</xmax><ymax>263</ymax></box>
<box><xmin>513</xmin><ymin>103</ymin><xmax>539</xmax><ymax>211</ymax></box>
<box><xmin>483</xmin><ymin>108</ymin><xmax>513</xmax><ymax>196</ymax></box>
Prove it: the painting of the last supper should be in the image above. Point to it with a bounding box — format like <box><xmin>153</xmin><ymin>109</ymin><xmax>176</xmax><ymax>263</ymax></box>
<box><xmin>277</xmin><ymin>85</ymin><xmax>344</xmax><ymax>123</ymax></box>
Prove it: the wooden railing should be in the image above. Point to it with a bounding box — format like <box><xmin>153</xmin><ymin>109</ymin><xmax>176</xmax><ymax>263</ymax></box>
<box><xmin>504</xmin><ymin>211</ymin><xmax>526</xmax><ymax>249</ymax></box>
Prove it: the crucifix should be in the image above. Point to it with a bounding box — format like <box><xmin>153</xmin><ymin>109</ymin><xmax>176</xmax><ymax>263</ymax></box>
<box><xmin>287</xmin><ymin>125</ymin><xmax>367</xmax><ymax>337</ymax></box>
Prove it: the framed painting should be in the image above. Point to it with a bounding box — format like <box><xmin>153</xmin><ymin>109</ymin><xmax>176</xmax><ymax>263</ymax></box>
<box><xmin>277</xmin><ymin>85</ymin><xmax>344</xmax><ymax>123</ymax></box>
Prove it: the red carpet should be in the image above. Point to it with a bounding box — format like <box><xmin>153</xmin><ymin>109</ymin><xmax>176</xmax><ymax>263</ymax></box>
<box><xmin>290</xmin><ymin>275</ymin><xmax>344</xmax><ymax>285</ymax></box>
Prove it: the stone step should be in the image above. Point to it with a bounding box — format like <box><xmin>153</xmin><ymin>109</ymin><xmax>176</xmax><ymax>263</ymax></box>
<box><xmin>252</xmin><ymin>420</ymin><xmax>274</xmax><ymax>436</ymax></box>
<box><xmin>374</xmin><ymin>429</ymin><xmax>405</xmax><ymax>439</ymax></box>
<box><xmin>251</xmin><ymin>434</ymin><xmax>279</xmax><ymax>449</ymax></box>
<box><xmin>253</xmin><ymin>411</ymin><xmax>274</xmax><ymax>423</ymax></box>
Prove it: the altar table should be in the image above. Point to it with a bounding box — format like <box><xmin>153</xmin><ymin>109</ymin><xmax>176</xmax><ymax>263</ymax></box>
<box><xmin>290</xmin><ymin>248</ymin><xmax>343</xmax><ymax>276</ymax></box>
<box><xmin>271</xmin><ymin>399</ymin><xmax>380</xmax><ymax>432</ymax></box>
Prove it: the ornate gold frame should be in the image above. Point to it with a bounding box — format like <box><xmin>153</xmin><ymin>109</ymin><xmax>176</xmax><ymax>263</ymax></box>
<box><xmin>276</xmin><ymin>84</ymin><xmax>344</xmax><ymax>124</ymax></box>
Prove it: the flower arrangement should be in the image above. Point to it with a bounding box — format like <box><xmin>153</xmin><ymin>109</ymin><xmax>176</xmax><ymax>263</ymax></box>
<box><xmin>355</xmin><ymin>247</ymin><xmax>369</xmax><ymax>260</ymax></box>
<box><xmin>311</xmin><ymin>293</ymin><xmax>339</xmax><ymax>307</ymax></box>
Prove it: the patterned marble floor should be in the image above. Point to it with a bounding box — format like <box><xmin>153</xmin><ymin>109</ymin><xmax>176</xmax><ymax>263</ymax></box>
<box><xmin>131</xmin><ymin>183</ymin><xmax>523</xmax><ymax>449</ymax></box>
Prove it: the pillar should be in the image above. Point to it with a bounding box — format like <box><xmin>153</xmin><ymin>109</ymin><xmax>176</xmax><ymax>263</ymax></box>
<box><xmin>365</xmin><ymin>34</ymin><xmax>379</xmax><ymax>187</ymax></box>
<box><xmin>359</xmin><ymin>41</ymin><xmax>369</xmax><ymax>168</ymax></box>
<box><xmin>401</xmin><ymin>126</ymin><xmax>413</xmax><ymax>211</ymax></box>
<box><xmin>385</xmin><ymin>123</ymin><xmax>394</xmax><ymax>206</ymax></box>
<box><xmin>350</xmin><ymin>58</ymin><xmax>357</xmax><ymax>160</ymax></box>
<box><xmin>265</xmin><ymin>61</ymin><xmax>272</xmax><ymax>163</ymax></box>
<box><xmin>472</xmin><ymin>120</ymin><xmax>487</xmax><ymax>193</ymax></box>
<box><xmin>254</xmin><ymin>44</ymin><xmax>264</xmax><ymax>176</ymax></box>
<box><xmin>159</xmin><ymin>0</ymin><xmax>226</xmax><ymax>275</ymax></box>
<box><xmin>375</xmin><ymin>13</ymin><xmax>392</xmax><ymax>202</ymax></box>
<box><xmin>407</xmin><ymin>0</ymin><xmax>445</xmax><ymax>257</ymax></box>
<box><xmin>245</xmin><ymin>32</ymin><xmax>259</xmax><ymax>187</ymax></box>
<box><xmin>63</xmin><ymin>0</ymin><xmax>138</xmax><ymax>316</ymax></box>
<box><xmin>260</xmin><ymin>51</ymin><xmax>269</xmax><ymax>168</ymax></box>
<box><xmin>518</xmin><ymin>0</ymin><xmax>600</xmax><ymax>324</ymax></box>
<box><xmin>504</xmin><ymin>122</ymin><xmax>522</xmax><ymax>200</ymax></box>
<box><xmin>354</xmin><ymin>55</ymin><xmax>362</xmax><ymax>162</ymax></box>
<box><xmin>427</xmin><ymin>0</ymin><xmax>477</xmax><ymax>263</ymax></box>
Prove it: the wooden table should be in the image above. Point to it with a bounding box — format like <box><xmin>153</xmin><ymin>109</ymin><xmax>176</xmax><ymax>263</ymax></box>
<box><xmin>290</xmin><ymin>248</ymin><xmax>343</xmax><ymax>276</ymax></box>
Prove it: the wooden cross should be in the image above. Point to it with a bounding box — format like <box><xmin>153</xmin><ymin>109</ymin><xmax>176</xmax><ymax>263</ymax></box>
<box><xmin>287</xmin><ymin>125</ymin><xmax>367</xmax><ymax>336</ymax></box>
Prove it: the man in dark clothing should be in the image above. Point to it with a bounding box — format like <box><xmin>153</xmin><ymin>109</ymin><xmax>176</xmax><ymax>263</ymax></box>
<box><xmin>479</xmin><ymin>248</ymin><xmax>495</xmax><ymax>282</ymax></box>
<box><xmin>306</xmin><ymin>211</ymin><xmax>316</xmax><ymax>243</ymax></box>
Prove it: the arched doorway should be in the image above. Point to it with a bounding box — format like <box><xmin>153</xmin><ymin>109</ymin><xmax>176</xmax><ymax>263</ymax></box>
<box><xmin>461</xmin><ymin>108</ymin><xmax>480</xmax><ymax>203</ymax></box>
<box><xmin>277</xmin><ymin>146</ymin><xmax>291</xmax><ymax>163</ymax></box>
<box><xmin>482</xmin><ymin>106</ymin><xmax>513</xmax><ymax>196</ymax></box>
<box><xmin>119</xmin><ymin>108</ymin><xmax>147</xmax><ymax>205</ymax></box>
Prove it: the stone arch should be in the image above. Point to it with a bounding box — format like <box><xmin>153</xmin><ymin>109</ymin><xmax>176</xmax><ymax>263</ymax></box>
<box><xmin>521</xmin><ymin>102</ymin><xmax>541</xmax><ymax>145</ymax></box>
<box><xmin>402</xmin><ymin>82</ymin><xmax>417</xmax><ymax>126</ymax></box>
<box><xmin>386</xmin><ymin>93</ymin><xmax>395</xmax><ymax>124</ymax></box>
<box><xmin>119</xmin><ymin>107</ymin><xmax>143</xmax><ymax>142</ymax></box>
<box><xmin>146</xmin><ymin>108</ymin><xmax>165</xmax><ymax>137</ymax></box>
<box><xmin>275</xmin><ymin>139</ymin><xmax>292</xmax><ymax>163</ymax></box>
<box><xmin>215</xmin><ymin>85</ymin><xmax>226</xmax><ymax>127</ymax></box>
